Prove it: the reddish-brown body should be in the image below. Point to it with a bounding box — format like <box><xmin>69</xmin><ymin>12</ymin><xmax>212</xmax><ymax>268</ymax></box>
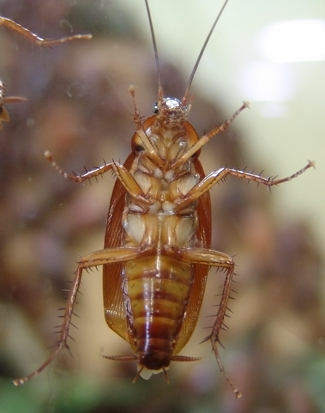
<box><xmin>103</xmin><ymin>114</ymin><xmax>211</xmax><ymax>376</ymax></box>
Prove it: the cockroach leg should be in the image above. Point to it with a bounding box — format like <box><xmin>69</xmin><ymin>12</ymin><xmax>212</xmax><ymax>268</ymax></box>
<box><xmin>0</xmin><ymin>96</ymin><xmax>27</xmax><ymax>127</ymax></box>
<box><xmin>171</xmin><ymin>102</ymin><xmax>249</xmax><ymax>170</ymax></box>
<box><xmin>12</xmin><ymin>263</ymin><xmax>83</xmax><ymax>386</ymax></box>
<box><xmin>174</xmin><ymin>161</ymin><xmax>315</xmax><ymax>213</ymax></box>
<box><xmin>0</xmin><ymin>17</ymin><xmax>91</xmax><ymax>128</ymax></box>
<box><xmin>44</xmin><ymin>151</ymin><xmax>114</xmax><ymax>183</ymax></box>
<box><xmin>112</xmin><ymin>162</ymin><xmax>148</xmax><ymax>200</ymax></box>
<box><xmin>12</xmin><ymin>245</ymin><xmax>152</xmax><ymax>386</ymax></box>
<box><xmin>208</xmin><ymin>266</ymin><xmax>241</xmax><ymax>398</ymax></box>
<box><xmin>129</xmin><ymin>86</ymin><xmax>142</xmax><ymax>127</ymax></box>
<box><xmin>166</xmin><ymin>246</ymin><xmax>240</xmax><ymax>397</ymax></box>
<box><xmin>0</xmin><ymin>79</ymin><xmax>27</xmax><ymax>127</ymax></box>
<box><xmin>0</xmin><ymin>16</ymin><xmax>91</xmax><ymax>46</ymax></box>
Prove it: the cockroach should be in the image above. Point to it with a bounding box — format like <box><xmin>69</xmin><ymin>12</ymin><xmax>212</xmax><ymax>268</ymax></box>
<box><xmin>12</xmin><ymin>0</ymin><xmax>314</xmax><ymax>397</ymax></box>
<box><xmin>0</xmin><ymin>16</ymin><xmax>91</xmax><ymax>126</ymax></box>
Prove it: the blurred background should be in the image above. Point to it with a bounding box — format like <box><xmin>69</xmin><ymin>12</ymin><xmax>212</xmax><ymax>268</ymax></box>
<box><xmin>0</xmin><ymin>0</ymin><xmax>324</xmax><ymax>412</ymax></box>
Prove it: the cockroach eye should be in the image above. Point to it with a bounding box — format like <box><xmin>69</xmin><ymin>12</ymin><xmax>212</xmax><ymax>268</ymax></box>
<box><xmin>152</xmin><ymin>102</ymin><xmax>159</xmax><ymax>113</ymax></box>
<box><xmin>134</xmin><ymin>144</ymin><xmax>144</xmax><ymax>152</ymax></box>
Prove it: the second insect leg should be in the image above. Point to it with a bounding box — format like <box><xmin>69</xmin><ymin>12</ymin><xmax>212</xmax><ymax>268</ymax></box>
<box><xmin>12</xmin><ymin>246</ymin><xmax>150</xmax><ymax>386</ymax></box>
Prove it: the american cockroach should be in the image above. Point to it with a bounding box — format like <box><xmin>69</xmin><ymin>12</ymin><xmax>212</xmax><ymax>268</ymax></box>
<box><xmin>12</xmin><ymin>0</ymin><xmax>314</xmax><ymax>397</ymax></box>
<box><xmin>0</xmin><ymin>16</ymin><xmax>91</xmax><ymax>126</ymax></box>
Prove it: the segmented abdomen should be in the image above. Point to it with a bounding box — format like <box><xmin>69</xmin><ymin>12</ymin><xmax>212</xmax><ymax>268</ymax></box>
<box><xmin>123</xmin><ymin>255</ymin><xmax>193</xmax><ymax>371</ymax></box>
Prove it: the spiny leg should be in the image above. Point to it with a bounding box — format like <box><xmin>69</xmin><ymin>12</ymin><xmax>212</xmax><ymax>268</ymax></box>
<box><xmin>12</xmin><ymin>246</ymin><xmax>149</xmax><ymax>386</ymax></box>
<box><xmin>45</xmin><ymin>151</ymin><xmax>114</xmax><ymax>183</ymax></box>
<box><xmin>0</xmin><ymin>16</ymin><xmax>91</xmax><ymax>45</ymax></box>
<box><xmin>174</xmin><ymin>161</ymin><xmax>315</xmax><ymax>213</ymax></box>
<box><xmin>206</xmin><ymin>266</ymin><xmax>240</xmax><ymax>397</ymax></box>
<box><xmin>171</xmin><ymin>102</ymin><xmax>249</xmax><ymax>169</ymax></box>
<box><xmin>12</xmin><ymin>262</ymin><xmax>83</xmax><ymax>386</ymax></box>
<box><xmin>166</xmin><ymin>247</ymin><xmax>241</xmax><ymax>398</ymax></box>
<box><xmin>44</xmin><ymin>154</ymin><xmax>152</xmax><ymax>205</ymax></box>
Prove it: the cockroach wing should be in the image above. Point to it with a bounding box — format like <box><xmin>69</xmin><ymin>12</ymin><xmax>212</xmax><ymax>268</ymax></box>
<box><xmin>173</xmin><ymin>159</ymin><xmax>212</xmax><ymax>355</ymax></box>
<box><xmin>102</xmin><ymin>152</ymin><xmax>135</xmax><ymax>341</ymax></box>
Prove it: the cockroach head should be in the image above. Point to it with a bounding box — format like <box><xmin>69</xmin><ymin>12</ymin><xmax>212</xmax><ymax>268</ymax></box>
<box><xmin>153</xmin><ymin>95</ymin><xmax>189</xmax><ymax>123</ymax></box>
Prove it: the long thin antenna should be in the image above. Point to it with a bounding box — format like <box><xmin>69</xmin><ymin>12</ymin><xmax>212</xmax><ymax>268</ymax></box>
<box><xmin>183</xmin><ymin>0</ymin><xmax>230</xmax><ymax>104</ymax></box>
<box><xmin>145</xmin><ymin>0</ymin><xmax>163</xmax><ymax>99</ymax></box>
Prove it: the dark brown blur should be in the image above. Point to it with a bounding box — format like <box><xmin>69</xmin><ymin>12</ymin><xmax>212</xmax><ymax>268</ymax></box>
<box><xmin>0</xmin><ymin>1</ymin><xmax>323</xmax><ymax>412</ymax></box>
